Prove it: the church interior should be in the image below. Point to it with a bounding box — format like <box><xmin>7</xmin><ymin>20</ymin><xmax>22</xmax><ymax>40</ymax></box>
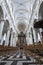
<box><xmin>0</xmin><ymin>0</ymin><xmax>43</xmax><ymax>65</ymax></box>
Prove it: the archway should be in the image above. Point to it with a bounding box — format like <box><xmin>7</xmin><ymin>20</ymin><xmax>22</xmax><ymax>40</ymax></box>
<box><xmin>2</xmin><ymin>20</ymin><xmax>9</xmax><ymax>46</ymax></box>
<box><xmin>39</xmin><ymin>2</ymin><xmax>43</xmax><ymax>19</ymax></box>
<box><xmin>0</xmin><ymin>6</ymin><xmax>3</xmax><ymax>20</ymax></box>
<box><xmin>2</xmin><ymin>20</ymin><xmax>9</xmax><ymax>36</ymax></box>
<box><xmin>0</xmin><ymin>6</ymin><xmax>4</xmax><ymax>42</ymax></box>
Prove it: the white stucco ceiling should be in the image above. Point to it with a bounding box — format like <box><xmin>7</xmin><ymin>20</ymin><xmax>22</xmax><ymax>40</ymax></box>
<box><xmin>7</xmin><ymin>0</ymin><xmax>35</xmax><ymax>32</ymax></box>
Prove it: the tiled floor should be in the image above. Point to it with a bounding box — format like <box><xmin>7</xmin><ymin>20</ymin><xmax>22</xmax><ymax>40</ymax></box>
<box><xmin>0</xmin><ymin>50</ymin><xmax>43</xmax><ymax>65</ymax></box>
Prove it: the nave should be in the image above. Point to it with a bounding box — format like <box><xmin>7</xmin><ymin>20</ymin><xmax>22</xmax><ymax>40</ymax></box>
<box><xmin>0</xmin><ymin>0</ymin><xmax>43</xmax><ymax>65</ymax></box>
<box><xmin>0</xmin><ymin>50</ymin><xmax>42</xmax><ymax>65</ymax></box>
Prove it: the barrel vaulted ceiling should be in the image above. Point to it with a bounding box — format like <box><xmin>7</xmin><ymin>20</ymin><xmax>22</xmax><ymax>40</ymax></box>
<box><xmin>2</xmin><ymin>0</ymin><xmax>37</xmax><ymax>32</ymax></box>
<box><xmin>4</xmin><ymin>0</ymin><xmax>36</xmax><ymax>32</ymax></box>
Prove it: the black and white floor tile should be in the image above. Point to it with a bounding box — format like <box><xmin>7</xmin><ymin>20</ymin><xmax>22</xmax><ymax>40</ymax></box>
<box><xmin>0</xmin><ymin>50</ymin><xmax>43</xmax><ymax>65</ymax></box>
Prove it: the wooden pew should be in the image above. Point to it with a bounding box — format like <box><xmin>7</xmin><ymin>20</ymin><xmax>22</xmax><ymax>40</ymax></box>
<box><xmin>0</xmin><ymin>45</ymin><xmax>18</xmax><ymax>56</ymax></box>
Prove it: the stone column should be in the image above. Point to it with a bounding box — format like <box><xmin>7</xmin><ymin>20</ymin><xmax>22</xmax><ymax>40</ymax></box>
<box><xmin>10</xmin><ymin>31</ymin><xmax>13</xmax><ymax>47</ymax></box>
<box><xmin>12</xmin><ymin>33</ymin><xmax>16</xmax><ymax>47</ymax></box>
<box><xmin>8</xmin><ymin>28</ymin><xmax>12</xmax><ymax>46</ymax></box>
<box><xmin>13</xmin><ymin>36</ymin><xmax>17</xmax><ymax>47</ymax></box>
<box><xmin>35</xmin><ymin>29</ymin><xmax>38</xmax><ymax>43</ymax></box>
<box><xmin>41</xmin><ymin>29</ymin><xmax>43</xmax><ymax>44</ymax></box>
<box><xmin>2</xmin><ymin>33</ymin><xmax>6</xmax><ymax>46</ymax></box>
<box><xmin>26</xmin><ymin>34</ymin><xmax>29</xmax><ymax>45</ymax></box>
<box><xmin>28</xmin><ymin>32</ymin><xmax>33</xmax><ymax>45</ymax></box>
<box><xmin>33</xmin><ymin>28</ymin><xmax>36</xmax><ymax>42</ymax></box>
<box><xmin>31</xmin><ymin>28</ymin><xmax>34</xmax><ymax>45</ymax></box>
<box><xmin>0</xmin><ymin>20</ymin><xmax>4</xmax><ymax>42</ymax></box>
<box><xmin>5</xmin><ymin>28</ymin><xmax>10</xmax><ymax>46</ymax></box>
<box><xmin>1</xmin><ymin>34</ymin><xmax>6</xmax><ymax>45</ymax></box>
<box><xmin>39</xmin><ymin>28</ymin><xmax>43</xmax><ymax>44</ymax></box>
<box><xmin>33</xmin><ymin>28</ymin><xmax>38</xmax><ymax>43</ymax></box>
<box><xmin>13</xmin><ymin>38</ymin><xmax>15</xmax><ymax>47</ymax></box>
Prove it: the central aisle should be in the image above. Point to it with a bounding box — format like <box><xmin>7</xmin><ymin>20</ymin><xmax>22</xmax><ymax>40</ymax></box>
<box><xmin>0</xmin><ymin>50</ymin><xmax>42</xmax><ymax>65</ymax></box>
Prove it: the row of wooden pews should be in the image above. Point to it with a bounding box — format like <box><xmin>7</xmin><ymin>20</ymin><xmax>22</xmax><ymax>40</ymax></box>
<box><xmin>24</xmin><ymin>44</ymin><xmax>43</xmax><ymax>63</ymax></box>
<box><xmin>0</xmin><ymin>45</ymin><xmax>18</xmax><ymax>56</ymax></box>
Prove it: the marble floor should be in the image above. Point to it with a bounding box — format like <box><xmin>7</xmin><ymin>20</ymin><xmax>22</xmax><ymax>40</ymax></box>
<box><xmin>0</xmin><ymin>50</ymin><xmax>43</xmax><ymax>65</ymax></box>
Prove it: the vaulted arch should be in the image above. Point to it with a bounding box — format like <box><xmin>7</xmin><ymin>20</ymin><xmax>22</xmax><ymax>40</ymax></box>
<box><xmin>39</xmin><ymin>2</ymin><xmax>43</xmax><ymax>19</ymax></box>
<box><xmin>2</xmin><ymin>20</ymin><xmax>9</xmax><ymax>35</ymax></box>
<box><xmin>0</xmin><ymin>6</ymin><xmax>4</xmax><ymax>20</ymax></box>
<box><xmin>17</xmin><ymin>22</ymin><xmax>26</xmax><ymax>32</ymax></box>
